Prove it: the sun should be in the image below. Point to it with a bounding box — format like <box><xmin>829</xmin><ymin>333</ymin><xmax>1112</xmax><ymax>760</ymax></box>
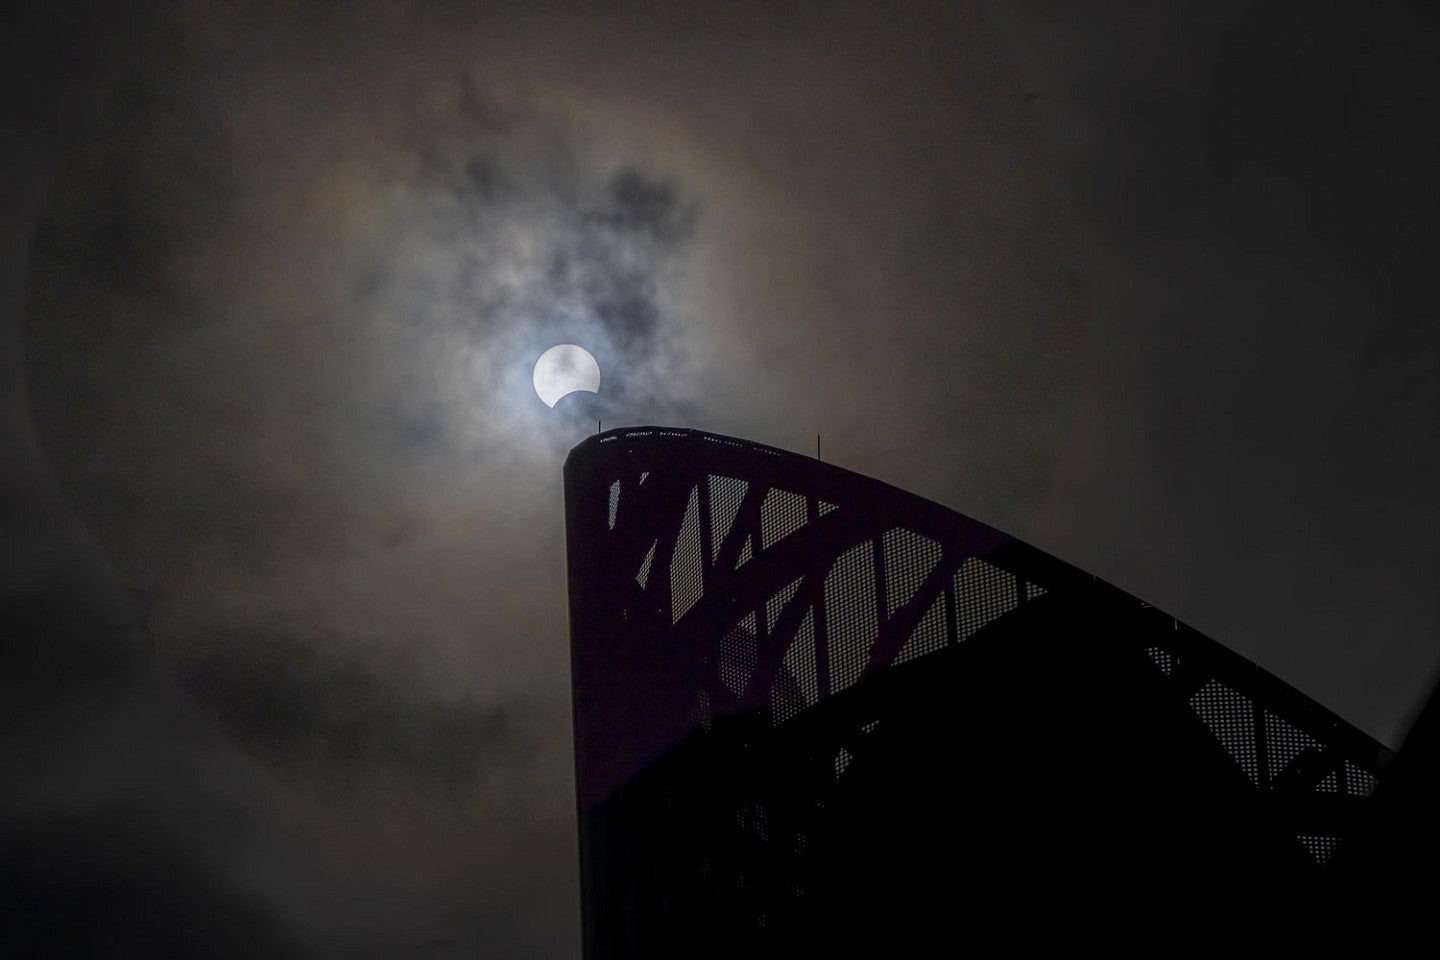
<box><xmin>533</xmin><ymin>344</ymin><xmax>601</xmax><ymax>408</ymax></box>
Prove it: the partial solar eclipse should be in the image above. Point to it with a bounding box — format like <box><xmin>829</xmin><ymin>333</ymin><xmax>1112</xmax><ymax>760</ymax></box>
<box><xmin>533</xmin><ymin>344</ymin><xmax>601</xmax><ymax>408</ymax></box>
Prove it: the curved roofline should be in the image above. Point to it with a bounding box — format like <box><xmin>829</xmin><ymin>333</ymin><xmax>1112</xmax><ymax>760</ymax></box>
<box><xmin>566</xmin><ymin>425</ymin><xmax>1390</xmax><ymax>784</ymax></box>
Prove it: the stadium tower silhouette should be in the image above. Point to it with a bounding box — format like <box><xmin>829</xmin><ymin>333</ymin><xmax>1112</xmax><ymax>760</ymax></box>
<box><xmin>565</xmin><ymin>427</ymin><xmax>1388</xmax><ymax>955</ymax></box>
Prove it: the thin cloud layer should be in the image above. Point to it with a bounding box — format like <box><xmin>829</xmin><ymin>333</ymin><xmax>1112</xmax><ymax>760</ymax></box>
<box><xmin>13</xmin><ymin>0</ymin><xmax>1084</xmax><ymax>954</ymax></box>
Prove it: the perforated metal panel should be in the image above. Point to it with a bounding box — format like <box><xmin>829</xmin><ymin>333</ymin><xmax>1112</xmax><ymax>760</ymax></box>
<box><xmin>708</xmin><ymin>475</ymin><xmax>747</xmax><ymax>561</ymax></box>
<box><xmin>1297</xmin><ymin>835</ymin><xmax>1340</xmax><ymax>865</ymax></box>
<box><xmin>1145</xmin><ymin>646</ymin><xmax>1178</xmax><ymax>676</ymax></box>
<box><xmin>765</xmin><ymin>577</ymin><xmax>804</xmax><ymax>633</ymax></box>
<box><xmin>607</xmin><ymin>480</ymin><xmax>621</xmax><ymax>530</ymax></box>
<box><xmin>636</xmin><ymin>540</ymin><xmax>657</xmax><ymax>589</ymax></box>
<box><xmin>738</xmin><ymin>803</ymin><xmax>769</xmax><ymax>842</ymax></box>
<box><xmin>761</xmin><ymin>488</ymin><xmax>808</xmax><ymax>550</ymax></box>
<box><xmin>895</xmin><ymin>595</ymin><xmax>948</xmax><ymax>664</ymax></box>
<box><xmin>1264</xmin><ymin>711</ymin><xmax>1321</xmax><ymax>783</ymax></box>
<box><xmin>1344</xmin><ymin>760</ymin><xmax>1377</xmax><ymax>797</ymax></box>
<box><xmin>953</xmin><ymin>557</ymin><xmax>1017</xmax><ymax>641</ymax></box>
<box><xmin>773</xmin><ymin>608</ymin><xmax>818</xmax><ymax>724</ymax></box>
<box><xmin>670</xmin><ymin>486</ymin><xmax>703</xmax><ymax>623</ymax></box>
<box><xmin>1189</xmin><ymin>680</ymin><xmax>1260</xmax><ymax>785</ymax></box>
<box><xmin>719</xmin><ymin>612</ymin><xmax>759</xmax><ymax>696</ymax></box>
<box><xmin>770</xmin><ymin>671</ymin><xmax>804</xmax><ymax>726</ymax></box>
<box><xmin>882</xmin><ymin>528</ymin><xmax>942</xmax><ymax>618</ymax></box>
<box><xmin>825</xmin><ymin>541</ymin><xmax>878</xmax><ymax>693</ymax></box>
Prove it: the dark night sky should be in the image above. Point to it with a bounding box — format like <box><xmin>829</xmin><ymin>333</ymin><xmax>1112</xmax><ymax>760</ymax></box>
<box><xmin>3</xmin><ymin>2</ymin><xmax>1438</xmax><ymax>955</ymax></box>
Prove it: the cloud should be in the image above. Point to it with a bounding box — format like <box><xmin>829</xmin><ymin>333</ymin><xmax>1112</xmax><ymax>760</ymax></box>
<box><xmin>0</xmin><ymin>811</ymin><xmax>307</xmax><ymax>958</ymax></box>
<box><xmin>169</xmin><ymin>625</ymin><xmax>538</xmax><ymax>815</ymax></box>
<box><xmin>13</xmin><ymin>1</ymin><xmax>1087</xmax><ymax>954</ymax></box>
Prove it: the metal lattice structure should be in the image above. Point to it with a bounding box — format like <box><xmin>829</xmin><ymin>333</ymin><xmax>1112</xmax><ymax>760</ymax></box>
<box><xmin>565</xmin><ymin>427</ymin><xmax>1389</xmax><ymax>954</ymax></box>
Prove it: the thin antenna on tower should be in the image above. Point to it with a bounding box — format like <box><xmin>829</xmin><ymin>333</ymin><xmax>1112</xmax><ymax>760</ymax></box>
<box><xmin>598</xmin><ymin>420</ymin><xmax>602</xmax><ymax>434</ymax></box>
<box><xmin>816</xmin><ymin>434</ymin><xmax>821</xmax><ymax>461</ymax></box>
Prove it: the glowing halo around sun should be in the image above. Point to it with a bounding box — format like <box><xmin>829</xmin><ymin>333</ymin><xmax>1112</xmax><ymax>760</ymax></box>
<box><xmin>533</xmin><ymin>344</ymin><xmax>601</xmax><ymax>408</ymax></box>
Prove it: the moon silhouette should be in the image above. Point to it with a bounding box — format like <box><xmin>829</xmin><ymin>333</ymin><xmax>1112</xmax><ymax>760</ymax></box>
<box><xmin>533</xmin><ymin>344</ymin><xmax>601</xmax><ymax>408</ymax></box>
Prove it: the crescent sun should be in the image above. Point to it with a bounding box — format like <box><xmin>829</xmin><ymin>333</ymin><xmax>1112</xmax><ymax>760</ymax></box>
<box><xmin>533</xmin><ymin>344</ymin><xmax>602</xmax><ymax>408</ymax></box>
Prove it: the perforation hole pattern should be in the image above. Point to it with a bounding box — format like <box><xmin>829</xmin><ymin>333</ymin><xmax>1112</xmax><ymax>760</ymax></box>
<box><xmin>635</xmin><ymin>540</ymin><xmax>657</xmax><ymax>589</ymax></box>
<box><xmin>761</xmin><ymin>488</ymin><xmax>808</xmax><ymax>549</ymax></box>
<box><xmin>1189</xmin><ymin>680</ymin><xmax>1259</xmax><ymax>785</ymax></box>
<box><xmin>772</xmin><ymin>608</ymin><xmax>818</xmax><ymax>724</ymax></box>
<box><xmin>818</xmin><ymin>500</ymin><xmax>838</xmax><ymax>517</ymax></box>
<box><xmin>1145</xmin><ymin>646</ymin><xmax>1178</xmax><ymax>676</ymax></box>
<box><xmin>670</xmin><ymin>486</ymin><xmax>703</xmax><ymax>623</ymax></box>
<box><xmin>1025</xmin><ymin>581</ymin><xmax>1047</xmax><ymax>601</ymax></box>
<box><xmin>1264</xmin><ymin>711</ymin><xmax>1321</xmax><ymax>783</ymax></box>
<box><xmin>737</xmin><ymin>803</ymin><xmax>769</xmax><ymax>842</ymax></box>
<box><xmin>895</xmin><ymin>594</ymin><xmax>948</xmax><ymax>665</ymax></box>
<box><xmin>736</xmin><ymin>535</ymin><xmax>753</xmax><ymax>569</ymax></box>
<box><xmin>834</xmin><ymin>747</ymin><xmax>854</xmax><ymax>781</ymax></box>
<box><xmin>766</xmin><ymin>577</ymin><xmax>804</xmax><ymax>633</ymax></box>
<box><xmin>1297</xmin><ymin>835</ymin><xmax>1340</xmax><ymax>865</ymax></box>
<box><xmin>826</xmin><ymin>541</ymin><xmax>878</xmax><ymax>693</ymax></box>
<box><xmin>607</xmin><ymin>480</ymin><xmax>621</xmax><ymax>530</ymax></box>
<box><xmin>719</xmin><ymin>611</ymin><xmax>758</xmax><ymax>696</ymax></box>
<box><xmin>1314</xmin><ymin>770</ymin><xmax>1340</xmax><ymax>793</ymax></box>
<box><xmin>770</xmin><ymin>669</ymin><xmax>805</xmax><ymax>725</ymax></box>
<box><xmin>708</xmin><ymin>475</ymin><xmax>748</xmax><ymax>561</ymax></box>
<box><xmin>953</xmin><ymin>557</ymin><xmax>1017</xmax><ymax>641</ymax></box>
<box><xmin>882</xmin><ymin>528</ymin><xmax>942</xmax><ymax>617</ymax></box>
<box><xmin>1345</xmin><ymin>761</ymin><xmax>1377</xmax><ymax>797</ymax></box>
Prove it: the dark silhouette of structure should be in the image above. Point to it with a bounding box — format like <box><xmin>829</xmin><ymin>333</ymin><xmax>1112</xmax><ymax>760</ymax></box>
<box><xmin>565</xmin><ymin>428</ymin><xmax>1389</xmax><ymax>954</ymax></box>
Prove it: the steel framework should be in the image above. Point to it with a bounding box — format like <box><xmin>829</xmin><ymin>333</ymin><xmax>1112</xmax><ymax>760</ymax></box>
<box><xmin>566</xmin><ymin>427</ymin><xmax>1387</xmax><ymax>954</ymax></box>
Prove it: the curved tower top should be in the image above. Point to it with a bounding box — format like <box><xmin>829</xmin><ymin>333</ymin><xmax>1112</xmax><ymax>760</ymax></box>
<box><xmin>565</xmin><ymin>426</ymin><xmax>1387</xmax><ymax>954</ymax></box>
